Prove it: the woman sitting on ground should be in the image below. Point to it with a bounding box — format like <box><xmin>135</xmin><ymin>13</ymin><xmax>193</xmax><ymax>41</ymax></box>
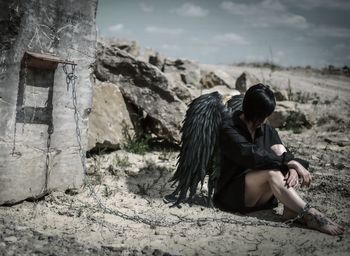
<box><xmin>213</xmin><ymin>83</ymin><xmax>345</xmax><ymax>236</ymax></box>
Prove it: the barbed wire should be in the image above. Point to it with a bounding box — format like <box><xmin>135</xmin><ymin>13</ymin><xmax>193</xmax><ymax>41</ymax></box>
<box><xmin>62</xmin><ymin>63</ymin><xmax>290</xmax><ymax>229</ymax></box>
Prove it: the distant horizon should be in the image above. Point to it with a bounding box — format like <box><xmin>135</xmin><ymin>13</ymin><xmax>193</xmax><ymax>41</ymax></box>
<box><xmin>97</xmin><ymin>0</ymin><xmax>350</xmax><ymax>68</ymax></box>
<box><xmin>98</xmin><ymin>35</ymin><xmax>350</xmax><ymax>70</ymax></box>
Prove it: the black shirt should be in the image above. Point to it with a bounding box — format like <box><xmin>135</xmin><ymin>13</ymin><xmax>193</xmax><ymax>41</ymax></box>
<box><xmin>214</xmin><ymin>110</ymin><xmax>301</xmax><ymax>210</ymax></box>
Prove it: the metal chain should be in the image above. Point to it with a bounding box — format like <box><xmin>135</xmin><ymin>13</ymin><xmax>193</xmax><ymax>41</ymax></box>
<box><xmin>11</xmin><ymin>104</ymin><xmax>18</xmax><ymax>156</ymax></box>
<box><xmin>22</xmin><ymin>60</ymin><xmax>28</xmax><ymax>133</ymax></box>
<box><xmin>62</xmin><ymin>63</ymin><xmax>178</xmax><ymax>227</ymax></box>
<box><xmin>62</xmin><ymin>63</ymin><xmax>289</xmax><ymax>229</ymax></box>
<box><xmin>284</xmin><ymin>202</ymin><xmax>312</xmax><ymax>226</ymax></box>
<box><xmin>43</xmin><ymin>96</ymin><xmax>54</xmax><ymax>194</ymax></box>
<box><xmin>42</xmin><ymin>128</ymin><xmax>52</xmax><ymax>194</ymax></box>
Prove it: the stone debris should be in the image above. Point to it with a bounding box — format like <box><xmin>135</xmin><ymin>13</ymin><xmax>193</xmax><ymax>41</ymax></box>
<box><xmin>268</xmin><ymin>101</ymin><xmax>312</xmax><ymax>129</ymax></box>
<box><xmin>94</xmin><ymin>41</ymin><xmax>187</xmax><ymax>143</ymax></box>
<box><xmin>88</xmin><ymin>81</ymin><xmax>135</xmax><ymax>151</ymax></box>
<box><xmin>162</xmin><ymin>59</ymin><xmax>202</xmax><ymax>88</ymax></box>
<box><xmin>200</xmin><ymin>70</ymin><xmax>230</xmax><ymax>89</ymax></box>
<box><xmin>104</xmin><ymin>38</ymin><xmax>141</xmax><ymax>57</ymax></box>
<box><xmin>235</xmin><ymin>72</ymin><xmax>260</xmax><ymax>93</ymax></box>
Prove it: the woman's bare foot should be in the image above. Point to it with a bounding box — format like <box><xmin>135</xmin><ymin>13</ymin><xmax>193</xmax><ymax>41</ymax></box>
<box><xmin>303</xmin><ymin>208</ymin><xmax>345</xmax><ymax>236</ymax></box>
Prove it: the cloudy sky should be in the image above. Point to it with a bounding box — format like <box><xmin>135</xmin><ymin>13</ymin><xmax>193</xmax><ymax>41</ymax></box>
<box><xmin>97</xmin><ymin>0</ymin><xmax>350</xmax><ymax>68</ymax></box>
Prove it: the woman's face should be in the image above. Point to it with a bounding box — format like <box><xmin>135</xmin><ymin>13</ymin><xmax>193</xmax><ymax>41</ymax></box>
<box><xmin>252</xmin><ymin>117</ymin><xmax>267</xmax><ymax>129</ymax></box>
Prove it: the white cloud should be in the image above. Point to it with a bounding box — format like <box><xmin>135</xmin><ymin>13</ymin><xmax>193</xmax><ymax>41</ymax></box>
<box><xmin>139</xmin><ymin>2</ymin><xmax>154</xmax><ymax>12</ymax></box>
<box><xmin>285</xmin><ymin>0</ymin><xmax>350</xmax><ymax>10</ymax></box>
<box><xmin>262</xmin><ymin>0</ymin><xmax>286</xmax><ymax>11</ymax></box>
<box><xmin>175</xmin><ymin>3</ymin><xmax>208</xmax><ymax>17</ymax></box>
<box><xmin>220</xmin><ymin>1</ymin><xmax>251</xmax><ymax>15</ymax></box>
<box><xmin>311</xmin><ymin>26</ymin><xmax>350</xmax><ymax>38</ymax></box>
<box><xmin>221</xmin><ymin>0</ymin><xmax>286</xmax><ymax>15</ymax></box>
<box><xmin>190</xmin><ymin>33</ymin><xmax>249</xmax><ymax>47</ymax></box>
<box><xmin>220</xmin><ymin>0</ymin><xmax>285</xmax><ymax>15</ymax></box>
<box><xmin>334</xmin><ymin>43</ymin><xmax>346</xmax><ymax>50</ymax></box>
<box><xmin>276</xmin><ymin>50</ymin><xmax>285</xmax><ymax>57</ymax></box>
<box><xmin>245</xmin><ymin>55</ymin><xmax>265</xmax><ymax>62</ymax></box>
<box><xmin>220</xmin><ymin>0</ymin><xmax>309</xmax><ymax>29</ymax></box>
<box><xmin>273</xmin><ymin>50</ymin><xmax>286</xmax><ymax>63</ymax></box>
<box><xmin>145</xmin><ymin>26</ymin><xmax>184</xmax><ymax>35</ymax></box>
<box><xmin>213</xmin><ymin>33</ymin><xmax>250</xmax><ymax>45</ymax></box>
<box><xmin>255</xmin><ymin>14</ymin><xmax>308</xmax><ymax>29</ymax></box>
<box><xmin>162</xmin><ymin>44</ymin><xmax>179</xmax><ymax>50</ymax></box>
<box><xmin>295</xmin><ymin>36</ymin><xmax>305</xmax><ymax>42</ymax></box>
<box><xmin>108</xmin><ymin>24</ymin><xmax>124</xmax><ymax>32</ymax></box>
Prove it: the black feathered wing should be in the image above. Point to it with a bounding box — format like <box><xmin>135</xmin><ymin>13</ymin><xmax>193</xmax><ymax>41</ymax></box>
<box><xmin>168</xmin><ymin>92</ymin><xmax>225</xmax><ymax>205</ymax></box>
<box><xmin>226</xmin><ymin>94</ymin><xmax>244</xmax><ymax>114</ymax></box>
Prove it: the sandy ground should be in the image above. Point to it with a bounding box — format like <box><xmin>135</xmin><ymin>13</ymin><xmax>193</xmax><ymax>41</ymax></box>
<box><xmin>1</xmin><ymin>67</ymin><xmax>349</xmax><ymax>255</ymax></box>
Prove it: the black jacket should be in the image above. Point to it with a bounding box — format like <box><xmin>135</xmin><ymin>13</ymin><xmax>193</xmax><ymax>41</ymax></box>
<box><xmin>214</xmin><ymin>110</ymin><xmax>308</xmax><ymax>209</ymax></box>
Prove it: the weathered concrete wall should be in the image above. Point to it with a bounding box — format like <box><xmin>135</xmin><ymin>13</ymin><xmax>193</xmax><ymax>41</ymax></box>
<box><xmin>0</xmin><ymin>0</ymin><xmax>98</xmax><ymax>204</ymax></box>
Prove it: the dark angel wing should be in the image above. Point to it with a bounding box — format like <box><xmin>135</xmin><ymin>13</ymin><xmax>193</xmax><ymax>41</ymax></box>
<box><xmin>165</xmin><ymin>92</ymin><xmax>244</xmax><ymax>207</ymax></box>
<box><xmin>226</xmin><ymin>94</ymin><xmax>244</xmax><ymax>114</ymax></box>
<box><xmin>166</xmin><ymin>92</ymin><xmax>226</xmax><ymax>207</ymax></box>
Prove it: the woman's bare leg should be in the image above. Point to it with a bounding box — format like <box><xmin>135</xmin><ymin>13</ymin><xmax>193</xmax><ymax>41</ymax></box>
<box><xmin>245</xmin><ymin>169</ymin><xmax>344</xmax><ymax>235</ymax></box>
<box><xmin>245</xmin><ymin>144</ymin><xmax>345</xmax><ymax>235</ymax></box>
<box><xmin>270</xmin><ymin>144</ymin><xmax>307</xmax><ymax>220</ymax></box>
<box><xmin>246</xmin><ymin>144</ymin><xmax>306</xmax><ymax>211</ymax></box>
<box><xmin>270</xmin><ymin>144</ymin><xmax>299</xmax><ymax>219</ymax></box>
<box><xmin>245</xmin><ymin>169</ymin><xmax>306</xmax><ymax>211</ymax></box>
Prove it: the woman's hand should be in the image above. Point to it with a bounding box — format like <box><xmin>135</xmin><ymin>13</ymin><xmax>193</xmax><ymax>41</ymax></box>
<box><xmin>284</xmin><ymin>168</ymin><xmax>299</xmax><ymax>188</ymax></box>
<box><xmin>288</xmin><ymin>160</ymin><xmax>312</xmax><ymax>187</ymax></box>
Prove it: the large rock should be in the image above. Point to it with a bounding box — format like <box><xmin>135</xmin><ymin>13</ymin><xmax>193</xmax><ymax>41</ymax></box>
<box><xmin>273</xmin><ymin>88</ymin><xmax>289</xmax><ymax>101</ymax></box>
<box><xmin>141</xmin><ymin>48</ymin><xmax>165</xmax><ymax>70</ymax></box>
<box><xmin>268</xmin><ymin>101</ymin><xmax>312</xmax><ymax>129</ymax></box>
<box><xmin>95</xmin><ymin>41</ymin><xmax>187</xmax><ymax>143</ymax></box>
<box><xmin>211</xmin><ymin>69</ymin><xmax>237</xmax><ymax>89</ymax></box>
<box><xmin>0</xmin><ymin>0</ymin><xmax>97</xmax><ymax>205</ymax></box>
<box><xmin>164</xmin><ymin>72</ymin><xmax>198</xmax><ymax>104</ymax></box>
<box><xmin>200</xmin><ymin>71</ymin><xmax>229</xmax><ymax>89</ymax></box>
<box><xmin>162</xmin><ymin>58</ymin><xmax>201</xmax><ymax>88</ymax></box>
<box><xmin>235</xmin><ymin>72</ymin><xmax>260</xmax><ymax>93</ymax></box>
<box><xmin>88</xmin><ymin>81</ymin><xmax>135</xmax><ymax>151</ymax></box>
<box><xmin>202</xmin><ymin>86</ymin><xmax>240</xmax><ymax>101</ymax></box>
<box><xmin>198</xmin><ymin>65</ymin><xmax>237</xmax><ymax>89</ymax></box>
<box><xmin>104</xmin><ymin>38</ymin><xmax>140</xmax><ymax>57</ymax></box>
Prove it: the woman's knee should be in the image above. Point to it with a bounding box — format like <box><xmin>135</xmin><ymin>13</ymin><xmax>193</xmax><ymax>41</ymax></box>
<box><xmin>270</xmin><ymin>144</ymin><xmax>287</xmax><ymax>156</ymax></box>
<box><xmin>247</xmin><ymin>169</ymin><xmax>283</xmax><ymax>184</ymax></box>
<box><xmin>266</xmin><ymin>170</ymin><xmax>284</xmax><ymax>184</ymax></box>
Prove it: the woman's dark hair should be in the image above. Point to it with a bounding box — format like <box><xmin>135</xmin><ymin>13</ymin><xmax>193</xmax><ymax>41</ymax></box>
<box><xmin>242</xmin><ymin>83</ymin><xmax>276</xmax><ymax>122</ymax></box>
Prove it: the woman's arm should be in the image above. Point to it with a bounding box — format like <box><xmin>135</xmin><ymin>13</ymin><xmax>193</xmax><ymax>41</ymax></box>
<box><xmin>288</xmin><ymin>160</ymin><xmax>312</xmax><ymax>187</ymax></box>
<box><xmin>221</xmin><ymin>125</ymin><xmax>294</xmax><ymax>170</ymax></box>
<box><xmin>269</xmin><ymin>125</ymin><xmax>310</xmax><ymax>169</ymax></box>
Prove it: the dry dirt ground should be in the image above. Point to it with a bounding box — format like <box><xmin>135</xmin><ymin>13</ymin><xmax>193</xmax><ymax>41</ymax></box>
<box><xmin>1</xmin><ymin>67</ymin><xmax>349</xmax><ymax>255</ymax></box>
